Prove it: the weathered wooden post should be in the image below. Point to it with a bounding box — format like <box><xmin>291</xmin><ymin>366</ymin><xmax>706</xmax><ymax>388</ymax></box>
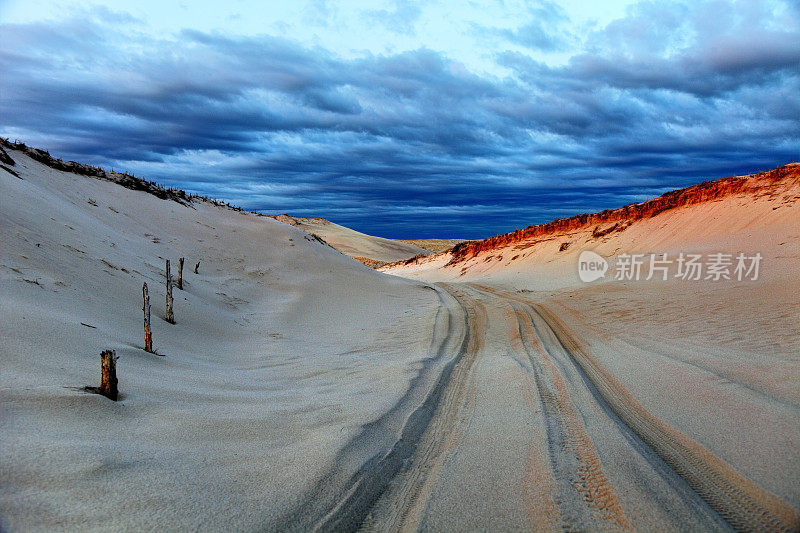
<box><xmin>194</xmin><ymin>260</ymin><xmax>200</xmax><ymax>274</ymax></box>
<box><xmin>143</xmin><ymin>282</ymin><xmax>153</xmax><ymax>352</ymax></box>
<box><xmin>99</xmin><ymin>349</ymin><xmax>118</xmax><ymax>401</ymax></box>
<box><xmin>178</xmin><ymin>257</ymin><xmax>184</xmax><ymax>290</ymax></box>
<box><xmin>165</xmin><ymin>259</ymin><xmax>175</xmax><ymax>324</ymax></box>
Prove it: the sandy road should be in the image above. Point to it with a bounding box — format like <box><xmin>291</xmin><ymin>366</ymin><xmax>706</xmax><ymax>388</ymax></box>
<box><xmin>277</xmin><ymin>283</ymin><xmax>799</xmax><ymax>532</ymax></box>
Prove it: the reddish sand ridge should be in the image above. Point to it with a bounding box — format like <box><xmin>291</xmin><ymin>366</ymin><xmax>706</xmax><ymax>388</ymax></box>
<box><xmin>388</xmin><ymin>163</ymin><xmax>800</xmax><ymax>269</ymax></box>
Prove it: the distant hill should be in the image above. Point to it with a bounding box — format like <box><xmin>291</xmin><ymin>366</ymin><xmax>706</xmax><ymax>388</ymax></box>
<box><xmin>273</xmin><ymin>214</ymin><xmax>430</xmax><ymax>267</ymax></box>
<box><xmin>397</xmin><ymin>238</ymin><xmax>467</xmax><ymax>253</ymax></box>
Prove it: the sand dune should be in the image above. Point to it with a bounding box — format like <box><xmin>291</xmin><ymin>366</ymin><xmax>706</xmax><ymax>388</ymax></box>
<box><xmin>397</xmin><ymin>238</ymin><xmax>467</xmax><ymax>253</ymax></box>
<box><xmin>382</xmin><ymin>164</ymin><xmax>799</xmax><ymax>286</ymax></box>
<box><xmin>0</xmin><ymin>143</ymin><xmax>444</xmax><ymax>530</ymax></box>
<box><xmin>3</xmin><ymin>142</ymin><xmax>798</xmax><ymax>532</ymax></box>
<box><xmin>273</xmin><ymin>214</ymin><xmax>429</xmax><ymax>266</ymax></box>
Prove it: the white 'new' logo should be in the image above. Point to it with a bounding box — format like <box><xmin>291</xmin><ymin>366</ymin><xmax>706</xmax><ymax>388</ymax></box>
<box><xmin>578</xmin><ymin>250</ymin><xmax>608</xmax><ymax>282</ymax></box>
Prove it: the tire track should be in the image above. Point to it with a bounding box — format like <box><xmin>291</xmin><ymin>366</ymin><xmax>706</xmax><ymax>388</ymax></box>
<box><xmin>491</xmin><ymin>283</ymin><xmax>800</xmax><ymax>533</ymax></box>
<box><xmin>361</xmin><ymin>283</ymin><xmax>486</xmax><ymax>531</ymax></box>
<box><xmin>279</xmin><ymin>281</ymin><xmax>798</xmax><ymax>532</ymax></box>
<box><xmin>479</xmin><ymin>287</ymin><xmax>632</xmax><ymax>531</ymax></box>
<box><xmin>274</xmin><ymin>284</ymin><xmax>471</xmax><ymax>532</ymax></box>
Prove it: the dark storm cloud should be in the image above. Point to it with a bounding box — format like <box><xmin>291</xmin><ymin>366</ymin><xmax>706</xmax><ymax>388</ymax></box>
<box><xmin>1</xmin><ymin>0</ymin><xmax>797</xmax><ymax>238</ymax></box>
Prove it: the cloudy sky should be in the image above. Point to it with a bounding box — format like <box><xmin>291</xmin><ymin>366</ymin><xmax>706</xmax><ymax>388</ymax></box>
<box><xmin>1</xmin><ymin>0</ymin><xmax>797</xmax><ymax>238</ymax></box>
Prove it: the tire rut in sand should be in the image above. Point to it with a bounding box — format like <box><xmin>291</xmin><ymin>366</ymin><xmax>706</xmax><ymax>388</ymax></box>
<box><xmin>274</xmin><ymin>284</ymin><xmax>472</xmax><ymax>531</ymax></box>
<box><xmin>279</xmin><ymin>281</ymin><xmax>798</xmax><ymax>532</ymax></box>
<box><xmin>526</xmin><ymin>299</ymin><xmax>800</xmax><ymax>533</ymax></box>
<box><xmin>360</xmin><ymin>283</ymin><xmax>487</xmax><ymax>531</ymax></box>
<box><xmin>507</xmin><ymin>295</ymin><xmax>632</xmax><ymax>531</ymax></box>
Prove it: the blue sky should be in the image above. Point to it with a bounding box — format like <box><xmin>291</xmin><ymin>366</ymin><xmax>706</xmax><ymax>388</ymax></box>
<box><xmin>1</xmin><ymin>0</ymin><xmax>797</xmax><ymax>238</ymax></box>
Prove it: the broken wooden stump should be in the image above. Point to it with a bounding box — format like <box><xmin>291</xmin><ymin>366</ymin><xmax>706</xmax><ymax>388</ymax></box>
<box><xmin>165</xmin><ymin>259</ymin><xmax>175</xmax><ymax>324</ymax></box>
<box><xmin>178</xmin><ymin>257</ymin><xmax>184</xmax><ymax>290</ymax></box>
<box><xmin>194</xmin><ymin>260</ymin><xmax>200</xmax><ymax>274</ymax></box>
<box><xmin>98</xmin><ymin>349</ymin><xmax>118</xmax><ymax>401</ymax></box>
<box><xmin>143</xmin><ymin>282</ymin><xmax>153</xmax><ymax>352</ymax></box>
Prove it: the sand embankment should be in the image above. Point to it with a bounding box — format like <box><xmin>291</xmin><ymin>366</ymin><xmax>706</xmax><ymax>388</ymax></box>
<box><xmin>0</xmin><ymin>144</ymin><xmax>444</xmax><ymax>530</ymax></box>
<box><xmin>273</xmin><ymin>214</ymin><xmax>429</xmax><ymax>266</ymax></box>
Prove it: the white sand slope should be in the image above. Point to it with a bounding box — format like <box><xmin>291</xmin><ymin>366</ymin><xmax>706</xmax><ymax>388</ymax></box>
<box><xmin>273</xmin><ymin>214</ymin><xmax>429</xmax><ymax>266</ymax></box>
<box><xmin>0</xmin><ymin>145</ymin><xmax>446</xmax><ymax>531</ymax></box>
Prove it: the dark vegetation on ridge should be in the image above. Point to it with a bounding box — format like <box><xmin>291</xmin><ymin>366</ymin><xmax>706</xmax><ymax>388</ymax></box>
<box><xmin>1</xmin><ymin>138</ymin><xmax>347</xmax><ymax>257</ymax></box>
<box><xmin>1</xmin><ymin>138</ymin><xmax>251</xmax><ymax>211</ymax></box>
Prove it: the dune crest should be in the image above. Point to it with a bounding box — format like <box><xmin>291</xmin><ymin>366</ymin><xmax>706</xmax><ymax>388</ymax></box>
<box><xmin>382</xmin><ymin>163</ymin><xmax>800</xmax><ymax>285</ymax></box>
<box><xmin>273</xmin><ymin>213</ymin><xmax>430</xmax><ymax>266</ymax></box>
